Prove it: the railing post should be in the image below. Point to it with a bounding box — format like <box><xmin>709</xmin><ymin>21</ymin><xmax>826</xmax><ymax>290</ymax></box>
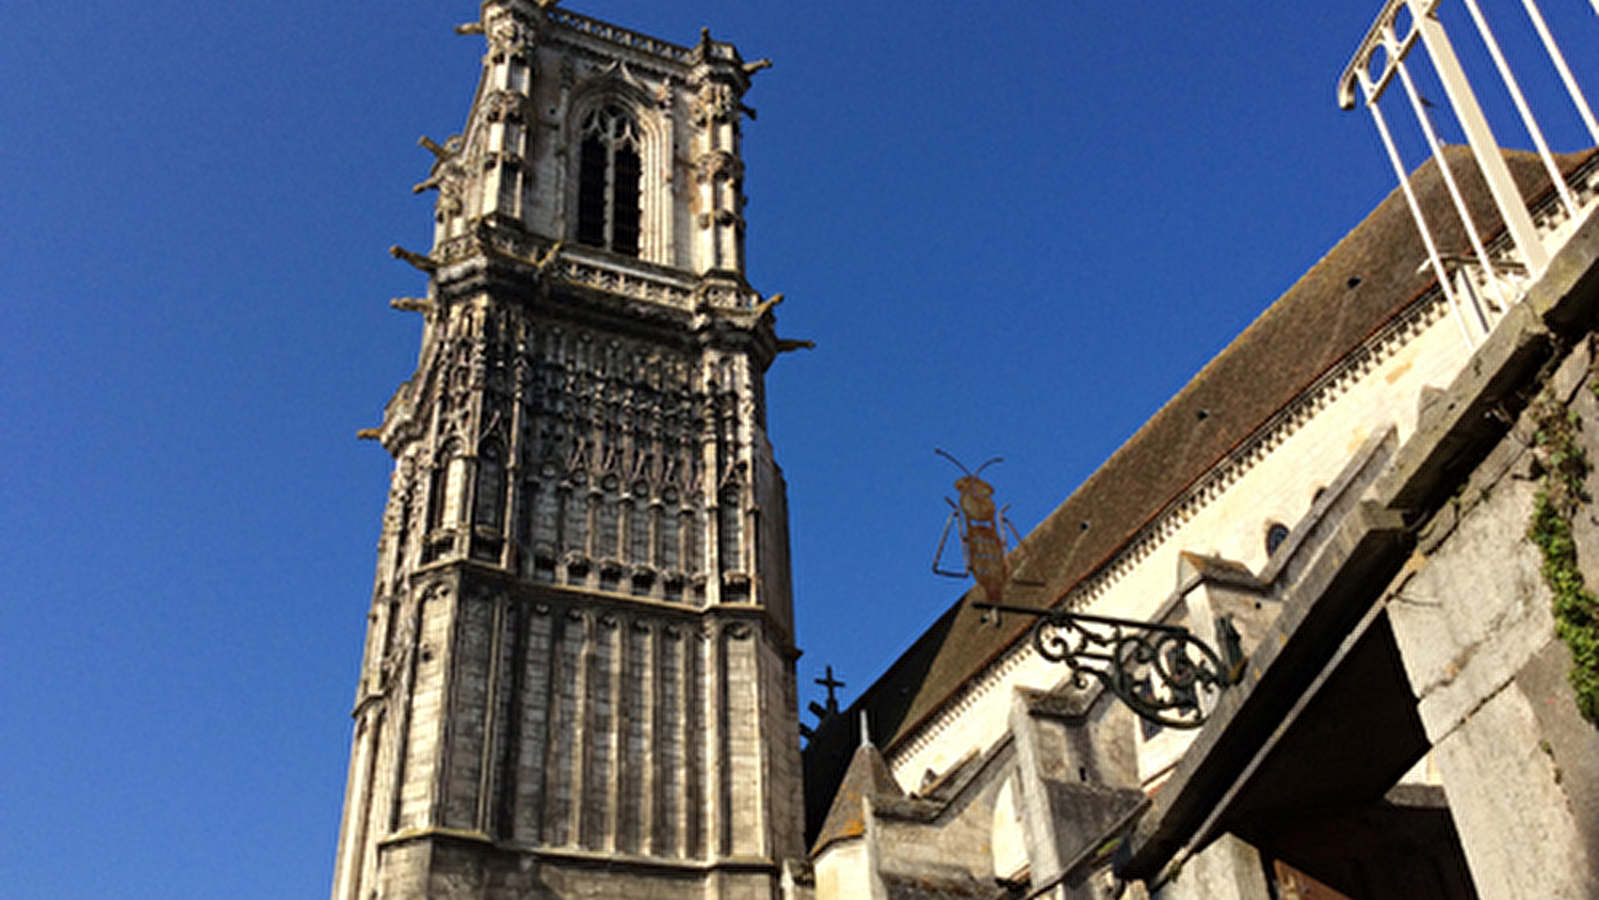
<box><xmin>1410</xmin><ymin>0</ymin><xmax>1551</xmax><ymax>273</ymax></box>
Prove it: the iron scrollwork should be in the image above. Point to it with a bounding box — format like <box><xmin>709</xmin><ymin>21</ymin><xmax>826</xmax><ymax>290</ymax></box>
<box><xmin>977</xmin><ymin>603</ymin><xmax>1246</xmax><ymax>729</ymax></box>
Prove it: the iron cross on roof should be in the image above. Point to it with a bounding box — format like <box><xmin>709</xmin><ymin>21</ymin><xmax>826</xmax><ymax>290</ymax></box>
<box><xmin>815</xmin><ymin>666</ymin><xmax>845</xmax><ymax>715</ymax></box>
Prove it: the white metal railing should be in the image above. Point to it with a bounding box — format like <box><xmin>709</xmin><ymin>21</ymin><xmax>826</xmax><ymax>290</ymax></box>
<box><xmin>1339</xmin><ymin>0</ymin><xmax>1599</xmax><ymax>345</ymax></box>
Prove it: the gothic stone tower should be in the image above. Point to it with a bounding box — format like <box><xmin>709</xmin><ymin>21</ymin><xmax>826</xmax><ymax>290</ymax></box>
<box><xmin>330</xmin><ymin>4</ymin><xmax>806</xmax><ymax>899</ymax></box>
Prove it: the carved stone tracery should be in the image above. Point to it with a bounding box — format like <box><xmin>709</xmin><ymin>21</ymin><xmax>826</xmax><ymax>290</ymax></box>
<box><xmin>374</xmin><ymin>287</ymin><xmax>756</xmax><ymax>603</ymax></box>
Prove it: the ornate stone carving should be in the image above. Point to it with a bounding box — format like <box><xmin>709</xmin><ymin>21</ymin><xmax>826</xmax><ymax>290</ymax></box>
<box><xmin>486</xmin><ymin>16</ymin><xmax>533</xmax><ymax>59</ymax></box>
<box><xmin>690</xmin><ymin>79</ymin><xmax>737</xmax><ymax>125</ymax></box>
<box><xmin>547</xmin><ymin>8</ymin><xmax>694</xmax><ymax>65</ymax></box>
<box><xmin>413</xmin><ymin>135</ymin><xmax>467</xmax><ymax>222</ymax></box>
<box><xmin>694</xmin><ymin>150</ymin><xmax>744</xmax><ymax>184</ymax></box>
<box><xmin>377</xmin><ymin>603</ymin><xmax>419</xmax><ymax>693</ymax></box>
<box><xmin>482</xmin><ymin>89</ymin><xmax>528</xmax><ymax>124</ymax></box>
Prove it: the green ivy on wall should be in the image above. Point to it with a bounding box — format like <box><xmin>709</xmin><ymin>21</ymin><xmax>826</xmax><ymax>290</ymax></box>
<box><xmin>1527</xmin><ymin>393</ymin><xmax>1599</xmax><ymax>726</ymax></box>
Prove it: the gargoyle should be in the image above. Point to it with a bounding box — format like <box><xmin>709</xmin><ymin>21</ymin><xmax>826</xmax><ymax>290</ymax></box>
<box><xmin>390</xmin><ymin>245</ymin><xmax>437</xmax><ymax>273</ymax></box>
<box><xmin>532</xmin><ymin>241</ymin><xmax>564</xmax><ymax>274</ymax></box>
<box><xmin>414</xmin><ymin>135</ymin><xmax>464</xmax><ymax>194</ymax></box>
<box><xmin>390</xmin><ymin>297</ymin><xmax>436</xmax><ymax>315</ymax></box>
<box><xmin>751</xmin><ymin>292</ymin><xmax>784</xmax><ymax>318</ymax></box>
<box><xmin>418</xmin><ymin>134</ymin><xmax>460</xmax><ymax>162</ymax></box>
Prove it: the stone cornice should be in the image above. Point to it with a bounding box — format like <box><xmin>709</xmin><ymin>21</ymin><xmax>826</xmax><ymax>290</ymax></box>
<box><xmin>420</xmin><ymin>558</ymin><xmax>799</xmax><ymax>648</ymax></box>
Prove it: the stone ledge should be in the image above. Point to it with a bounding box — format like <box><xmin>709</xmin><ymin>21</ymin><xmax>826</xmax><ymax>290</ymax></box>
<box><xmin>1117</xmin><ymin>501</ymin><xmax>1411</xmax><ymax>880</ymax></box>
<box><xmin>379</xmin><ymin>827</ymin><xmax>791</xmax><ymax>876</ymax></box>
<box><xmin>1375</xmin><ymin>301</ymin><xmax>1551</xmax><ymax>515</ymax></box>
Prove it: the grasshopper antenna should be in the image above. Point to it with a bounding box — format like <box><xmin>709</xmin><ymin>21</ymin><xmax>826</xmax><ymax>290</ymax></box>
<box><xmin>971</xmin><ymin>456</ymin><xmax>1004</xmax><ymax>477</ymax></box>
<box><xmin>936</xmin><ymin>448</ymin><xmax>1004</xmax><ymax>477</ymax></box>
<box><xmin>934</xmin><ymin>448</ymin><xmax>971</xmax><ymax>476</ymax></box>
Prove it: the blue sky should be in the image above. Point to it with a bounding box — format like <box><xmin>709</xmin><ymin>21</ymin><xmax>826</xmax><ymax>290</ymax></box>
<box><xmin>4</xmin><ymin>1</ymin><xmax>1596</xmax><ymax>897</ymax></box>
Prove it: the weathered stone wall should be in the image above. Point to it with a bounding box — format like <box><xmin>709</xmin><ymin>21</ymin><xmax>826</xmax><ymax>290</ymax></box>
<box><xmin>1387</xmin><ymin>340</ymin><xmax>1599</xmax><ymax>900</ymax></box>
<box><xmin>758</xmin><ymin>626</ymin><xmax>807</xmax><ymax>861</ymax></box>
<box><xmin>1150</xmin><ymin>835</ymin><xmax>1272</xmax><ymax>900</ymax></box>
<box><xmin>371</xmin><ymin>833</ymin><xmax>787</xmax><ymax>900</ymax></box>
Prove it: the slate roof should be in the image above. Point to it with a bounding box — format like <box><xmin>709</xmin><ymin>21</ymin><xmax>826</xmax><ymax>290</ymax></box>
<box><xmin>802</xmin><ymin>145</ymin><xmax>1598</xmax><ymax>839</ymax></box>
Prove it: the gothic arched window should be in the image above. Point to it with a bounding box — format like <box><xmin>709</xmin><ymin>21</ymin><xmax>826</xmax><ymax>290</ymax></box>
<box><xmin>718</xmin><ymin>486</ymin><xmax>743</xmax><ymax>574</ymax></box>
<box><xmin>473</xmin><ymin>440</ymin><xmax>507</xmax><ymax>531</ymax></box>
<box><xmin>428</xmin><ymin>442</ymin><xmax>467</xmax><ymax>532</ymax></box>
<box><xmin>576</xmin><ymin>105</ymin><xmax>641</xmax><ymax>257</ymax></box>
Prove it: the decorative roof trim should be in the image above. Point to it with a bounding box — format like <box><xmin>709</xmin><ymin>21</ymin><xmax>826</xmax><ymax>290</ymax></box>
<box><xmin>545</xmin><ymin>8</ymin><xmax>694</xmax><ymax>63</ymax></box>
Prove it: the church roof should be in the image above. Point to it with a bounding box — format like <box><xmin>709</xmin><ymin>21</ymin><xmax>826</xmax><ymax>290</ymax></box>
<box><xmin>811</xmin><ymin>740</ymin><xmax>905</xmax><ymax>856</ymax></box>
<box><xmin>803</xmin><ymin>145</ymin><xmax>1598</xmax><ymax>835</ymax></box>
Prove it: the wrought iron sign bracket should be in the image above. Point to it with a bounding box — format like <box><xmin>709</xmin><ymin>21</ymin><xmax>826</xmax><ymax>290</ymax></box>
<box><xmin>974</xmin><ymin>602</ymin><xmax>1247</xmax><ymax>729</ymax></box>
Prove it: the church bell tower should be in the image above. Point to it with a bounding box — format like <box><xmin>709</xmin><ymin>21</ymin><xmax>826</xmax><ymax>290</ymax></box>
<box><xmin>330</xmin><ymin>4</ymin><xmax>806</xmax><ymax>898</ymax></box>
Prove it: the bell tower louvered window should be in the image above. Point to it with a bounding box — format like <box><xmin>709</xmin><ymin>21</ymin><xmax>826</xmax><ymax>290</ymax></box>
<box><xmin>576</xmin><ymin>105</ymin><xmax>641</xmax><ymax>257</ymax></box>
